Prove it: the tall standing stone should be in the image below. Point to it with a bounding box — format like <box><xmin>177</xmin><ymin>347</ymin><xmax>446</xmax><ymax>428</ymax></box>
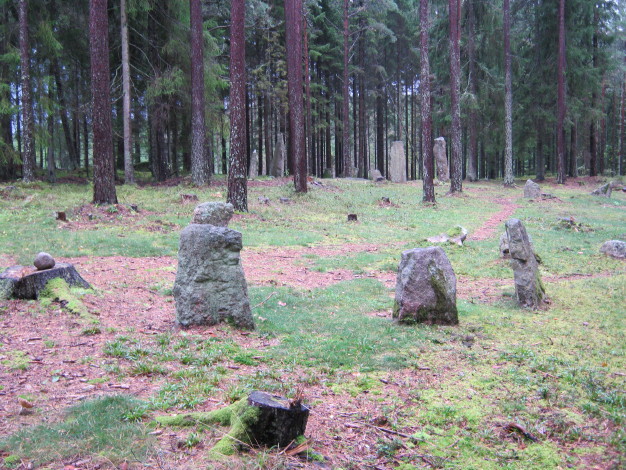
<box><xmin>270</xmin><ymin>133</ymin><xmax>286</xmax><ymax>177</ymax></box>
<box><xmin>434</xmin><ymin>137</ymin><xmax>449</xmax><ymax>182</ymax></box>
<box><xmin>393</xmin><ymin>246</ymin><xmax>458</xmax><ymax>325</ymax></box>
<box><xmin>505</xmin><ymin>218</ymin><xmax>546</xmax><ymax>309</ymax></box>
<box><xmin>248</xmin><ymin>149</ymin><xmax>259</xmax><ymax>179</ymax></box>
<box><xmin>173</xmin><ymin>225</ymin><xmax>254</xmax><ymax>329</ymax></box>
<box><xmin>389</xmin><ymin>141</ymin><xmax>406</xmax><ymax>183</ymax></box>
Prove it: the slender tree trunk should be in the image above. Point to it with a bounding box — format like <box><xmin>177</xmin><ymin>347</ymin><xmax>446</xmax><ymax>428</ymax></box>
<box><xmin>90</xmin><ymin>0</ymin><xmax>117</xmax><ymax>203</ymax></box>
<box><xmin>227</xmin><ymin>0</ymin><xmax>248</xmax><ymax>209</ymax></box>
<box><xmin>19</xmin><ymin>0</ymin><xmax>35</xmax><ymax>182</ymax></box>
<box><xmin>51</xmin><ymin>58</ymin><xmax>78</xmax><ymax>169</ymax></box>
<box><xmin>264</xmin><ymin>92</ymin><xmax>272</xmax><ymax>175</ymax></box>
<box><xmin>303</xmin><ymin>9</ymin><xmax>313</xmax><ymax>176</ymax></box>
<box><xmin>620</xmin><ymin>74</ymin><xmax>625</xmax><ymax>176</ymax></box>
<box><xmin>190</xmin><ymin>0</ymin><xmax>209</xmax><ymax>185</ymax></box>
<box><xmin>570</xmin><ymin>122</ymin><xmax>577</xmax><ymax>177</ymax></box>
<box><xmin>342</xmin><ymin>0</ymin><xmax>351</xmax><ymax>177</ymax></box>
<box><xmin>358</xmin><ymin>30</ymin><xmax>366</xmax><ymax>178</ymax></box>
<box><xmin>47</xmin><ymin>83</ymin><xmax>56</xmax><ymax>183</ymax></box>
<box><xmin>449</xmin><ymin>0</ymin><xmax>462</xmax><ymax>192</ymax></box>
<box><xmin>121</xmin><ymin>0</ymin><xmax>135</xmax><ymax>184</ymax></box>
<box><xmin>420</xmin><ymin>0</ymin><xmax>435</xmax><ymax>203</ymax></box>
<box><xmin>556</xmin><ymin>0</ymin><xmax>566</xmax><ymax>184</ymax></box>
<box><xmin>466</xmin><ymin>0</ymin><xmax>478</xmax><ymax>181</ymax></box>
<box><xmin>285</xmin><ymin>0</ymin><xmax>307</xmax><ymax>192</ymax></box>
<box><xmin>503</xmin><ymin>0</ymin><xmax>514</xmax><ymax>186</ymax></box>
<box><xmin>376</xmin><ymin>85</ymin><xmax>384</xmax><ymax>174</ymax></box>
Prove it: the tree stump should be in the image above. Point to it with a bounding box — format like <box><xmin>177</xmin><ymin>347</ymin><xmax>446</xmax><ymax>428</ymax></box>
<box><xmin>347</xmin><ymin>213</ymin><xmax>358</xmax><ymax>222</ymax></box>
<box><xmin>246</xmin><ymin>391</ymin><xmax>309</xmax><ymax>447</ymax></box>
<box><xmin>0</xmin><ymin>263</ymin><xmax>90</xmax><ymax>300</ymax></box>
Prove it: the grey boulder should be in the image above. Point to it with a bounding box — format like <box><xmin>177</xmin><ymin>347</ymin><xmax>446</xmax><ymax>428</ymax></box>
<box><xmin>393</xmin><ymin>246</ymin><xmax>458</xmax><ymax>325</ymax></box>
<box><xmin>600</xmin><ymin>240</ymin><xmax>626</xmax><ymax>259</ymax></box>
<box><xmin>34</xmin><ymin>252</ymin><xmax>55</xmax><ymax>270</ymax></box>
<box><xmin>523</xmin><ymin>179</ymin><xmax>541</xmax><ymax>198</ymax></box>
<box><xmin>173</xmin><ymin>224</ymin><xmax>254</xmax><ymax>329</ymax></box>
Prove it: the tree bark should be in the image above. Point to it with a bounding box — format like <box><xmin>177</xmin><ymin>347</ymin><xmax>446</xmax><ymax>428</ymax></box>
<box><xmin>556</xmin><ymin>0</ymin><xmax>566</xmax><ymax>184</ymax></box>
<box><xmin>449</xmin><ymin>0</ymin><xmax>462</xmax><ymax>192</ymax></box>
<box><xmin>466</xmin><ymin>0</ymin><xmax>478</xmax><ymax>181</ymax></box>
<box><xmin>19</xmin><ymin>0</ymin><xmax>35</xmax><ymax>182</ymax></box>
<box><xmin>420</xmin><ymin>0</ymin><xmax>435</xmax><ymax>203</ymax></box>
<box><xmin>121</xmin><ymin>0</ymin><xmax>135</xmax><ymax>184</ymax></box>
<box><xmin>190</xmin><ymin>0</ymin><xmax>209</xmax><ymax>186</ymax></box>
<box><xmin>227</xmin><ymin>0</ymin><xmax>248</xmax><ymax>210</ymax></box>
<box><xmin>503</xmin><ymin>0</ymin><xmax>514</xmax><ymax>186</ymax></box>
<box><xmin>285</xmin><ymin>0</ymin><xmax>307</xmax><ymax>192</ymax></box>
<box><xmin>341</xmin><ymin>0</ymin><xmax>351</xmax><ymax>177</ymax></box>
<box><xmin>90</xmin><ymin>0</ymin><xmax>117</xmax><ymax>204</ymax></box>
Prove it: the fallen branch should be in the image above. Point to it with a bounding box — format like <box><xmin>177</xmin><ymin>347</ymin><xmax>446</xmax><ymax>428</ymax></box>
<box><xmin>252</xmin><ymin>291</ymin><xmax>278</xmax><ymax>310</ymax></box>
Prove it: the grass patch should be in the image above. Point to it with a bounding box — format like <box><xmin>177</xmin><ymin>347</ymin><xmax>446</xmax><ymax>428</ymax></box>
<box><xmin>0</xmin><ymin>395</ymin><xmax>154</xmax><ymax>467</ymax></box>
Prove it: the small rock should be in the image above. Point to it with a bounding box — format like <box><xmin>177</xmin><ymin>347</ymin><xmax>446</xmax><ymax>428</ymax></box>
<box><xmin>191</xmin><ymin>202</ymin><xmax>234</xmax><ymax>226</ymax></box>
<box><xmin>381</xmin><ymin>197</ymin><xmax>391</xmax><ymax>204</ymax></box>
<box><xmin>34</xmin><ymin>252</ymin><xmax>55</xmax><ymax>270</ymax></box>
<box><xmin>599</xmin><ymin>240</ymin><xmax>626</xmax><ymax>259</ymax></box>
<box><xmin>279</xmin><ymin>197</ymin><xmax>291</xmax><ymax>204</ymax></box>
<box><xmin>347</xmin><ymin>213</ymin><xmax>358</xmax><ymax>222</ymax></box>
<box><xmin>258</xmin><ymin>196</ymin><xmax>270</xmax><ymax>205</ymax></box>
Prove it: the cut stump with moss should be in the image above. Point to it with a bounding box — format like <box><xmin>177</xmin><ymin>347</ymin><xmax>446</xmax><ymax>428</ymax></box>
<box><xmin>0</xmin><ymin>263</ymin><xmax>90</xmax><ymax>300</ymax></box>
<box><xmin>155</xmin><ymin>391</ymin><xmax>309</xmax><ymax>457</ymax></box>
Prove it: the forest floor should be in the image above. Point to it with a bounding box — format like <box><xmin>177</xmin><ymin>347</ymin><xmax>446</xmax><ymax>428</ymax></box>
<box><xmin>0</xmin><ymin>175</ymin><xmax>624</xmax><ymax>470</ymax></box>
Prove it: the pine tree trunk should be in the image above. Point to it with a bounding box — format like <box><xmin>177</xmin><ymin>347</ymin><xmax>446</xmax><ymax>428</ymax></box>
<box><xmin>342</xmin><ymin>0</ymin><xmax>351</xmax><ymax>178</ymax></box>
<box><xmin>503</xmin><ymin>0</ymin><xmax>514</xmax><ymax>186</ymax></box>
<box><xmin>121</xmin><ymin>0</ymin><xmax>135</xmax><ymax>184</ymax></box>
<box><xmin>190</xmin><ymin>0</ymin><xmax>209</xmax><ymax>186</ymax></box>
<box><xmin>19</xmin><ymin>0</ymin><xmax>35</xmax><ymax>182</ymax></box>
<box><xmin>227</xmin><ymin>0</ymin><xmax>248</xmax><ymax>210</ymax></box>
<box><xmin>556</xmin><ymin>0</ymin><xmax>566</xmax><ymax>184</ymax></box>
<box><xmin>449</xmin><ymin>0</ymin><xmax>463</xmax><ymax>192</ymax></box>
<box><xmin>467</xmin><ymin>0</ymin><xmax>478</xmax><ymax>182</ymax></box>
<box><xmin>90</xmin><ymin>0</ymin><xmax>117</xmax><ymax>204</ymax></box>
<box><xmin>285</xmin><ymin>0</ymin><xmax>307</xmax><ymax>192</ymax></box>
<box><xmin>420</xmin><ymin>0</ymin><xmax>435</xmax><ymax>203</ymax></box>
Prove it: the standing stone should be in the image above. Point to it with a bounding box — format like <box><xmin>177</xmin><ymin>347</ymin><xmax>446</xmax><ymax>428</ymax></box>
<box><xmin>505</xmin><ymin>218</ymin><xmax>546</xmax><ymax>309</ymax></box>
<box><xmin>590</xmin><ymin>181</ymin><xmax>622</xmax><ymax>198</ymax></box>
<box><xmin>34</xmin><ymin>252</ymin><xmax>55</xmax><ymax>270</ymax></box>
<box><xmin>369</xmin><ymin>169</ymin><xmax>385</xmax><ymax>182</ymax></box>
<box><xmin>270</xmin><ymin>133</ymin><xmax>286</xmax><ymax>177</ymax></box>
<box><xmin>191</xmin><ymin>202</ymin><xmax>234</xmax><ymax>226</ymax></box>
<box><xmin>248</xmin><ymin>149</ymin><xmax>259</xmax><ymax>179</ymax></box>
<box><xmin>499</xmin><ymin>232</ymin><xmax>510</xmax><ymax>258</ymax></box>
<box><xmin>393</xmin><ymin>246</ymin><xmax>458</xmax><ymax>325</ymax></box>
<box><xmin>599</xmin><ymin>240</ymin><xmax>626</xmax><ymax>259</ymax></box>
<box><xmin>173</xmin><ymin>225</ymin><xmax>254</xmax><ymax>329</ymax></box>
<box><xmin>523</xmin><ymin>179</ymin><xmax>541</xmax><ymax>198</ymax></box>
<box><xmin>434</xmin><ymin>137</ymin><xmax>449</xmax><ymax>182</ymax></box>
<box><xmin>389</xmin><ymin>141</ymin><xmax>406</xmax><ymax>183</ymax></box>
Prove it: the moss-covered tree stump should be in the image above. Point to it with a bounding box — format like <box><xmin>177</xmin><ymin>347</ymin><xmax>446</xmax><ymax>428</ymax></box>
<box><xmin>0</xmin><ymin>263</ymin><xmax>90</xmax><ymax>300</ymax></box>
<box><xmin>155</xmin><ymin>391</ymin><xmax>309</xmax><ymax>458</ymax></box>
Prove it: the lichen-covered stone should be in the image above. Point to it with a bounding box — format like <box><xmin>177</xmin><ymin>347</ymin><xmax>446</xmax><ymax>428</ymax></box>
<box><xmin>173</xmin><ymin>224</ymin><xmax>254</xmax><ymax>329</ymax></box>
<box><xmin>393</xmin><ymin>246</ymin><xmax>458</xmax><ymax>325</ymax></box>
<box><xmin>389</xmin><ymin>141</ymin><xmax>406</xmax><ymax>183</ymax></box>
<box><xmin>505</xmin><ymin>218</ymin><xmax>546</xmax><ymax>309</ymax></box>
<box><xmin>523</xmin><ymin>179</ymin><xmax>541</xmax><ymax>198</ymax></box>
<box><xmin>191</xmin><ymin>202</ymin><xmax>234</xmax><ymax>226</ymax></box>
<box><xmin>599</xmin><ymin>240</ymin><xmax>626</xmax><ymax>259</ymax></box>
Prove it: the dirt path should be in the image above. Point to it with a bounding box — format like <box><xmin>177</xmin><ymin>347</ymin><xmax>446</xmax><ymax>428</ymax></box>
<box><xmin>468</xmin><ymin>197</ymin><xmax>520</xmax><ymax>241</ymax></box>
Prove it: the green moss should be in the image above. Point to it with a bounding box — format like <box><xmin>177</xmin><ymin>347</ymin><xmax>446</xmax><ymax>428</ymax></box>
<box><xmin>1</xmin><ymin>350</ymin><xmax>29</xmax><ymax>371</ymax></box>
<box><xmin>39</xmin><ymin>278</ymin><xmax>96</xmax><ymax>322</ymax></box>
<box><xmin>3</xmin><ymin>454</ymin><xmax>21</xmax><ymax>468</ymax></box>
<box><xmin>155</xmin><ymin>399</ymin><xmax>262</xmax><ymax>459</ymax></box>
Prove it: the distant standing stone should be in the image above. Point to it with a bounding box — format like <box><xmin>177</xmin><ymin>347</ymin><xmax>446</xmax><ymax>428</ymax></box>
<box><xmin>191</xmin><ymin>202</ymin><xmax>234</xmax><ymax>226</ymax></box>
<box><xmin>523</xmin><ymin>179</ymin><xmax>541</xmax><ymax>198</ymax></box>
<box><xmin>173</xmin><ymin>225</ymin><xmax>254</xmax><ymax>329</ymax></box>
<box><xmin>590</xmin><ymin>181</ymin><xmax>622</xmax><ymax>198</ymax></box>
<box><xmin>370</xmin><ymin>169</ymin><xmax>385</xmax><ymax>182</ymax></box>
<box><xmin>270</xmin><ymin>133</ymin><xmax>286</xmax><ymax>177</ymax></box>
<box><xmin>389</xmin><ymin>141</ymin><xmax>406</xmax><ymax>183</ymax></box>
<box><xmin>434</xmin><ymin>137</ymin><xmax>449</xmax><ymax>183</ymax></box>
<box><xmin>249</xmin><ymin>149</ymin><xmax>259</xmax><ymax>180</ymax></box>
<box><xmin>34</xmin><ymin>252</ymin><xmax>55</xmax><ymax>270</ymax></box>
<box><xmin>393</xmin><ymin>246</ymin><xmax>458</xmax><ymax>325</ymax></box>
<box><xmin>505</xmin><ymin>218</ymin><xmax>546</xmax><ymax>309</ymax></box>
<box><xmin>599</xmin><ymin>240</ymin><xmax>626</xmax><ymax>259</ymax></box>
